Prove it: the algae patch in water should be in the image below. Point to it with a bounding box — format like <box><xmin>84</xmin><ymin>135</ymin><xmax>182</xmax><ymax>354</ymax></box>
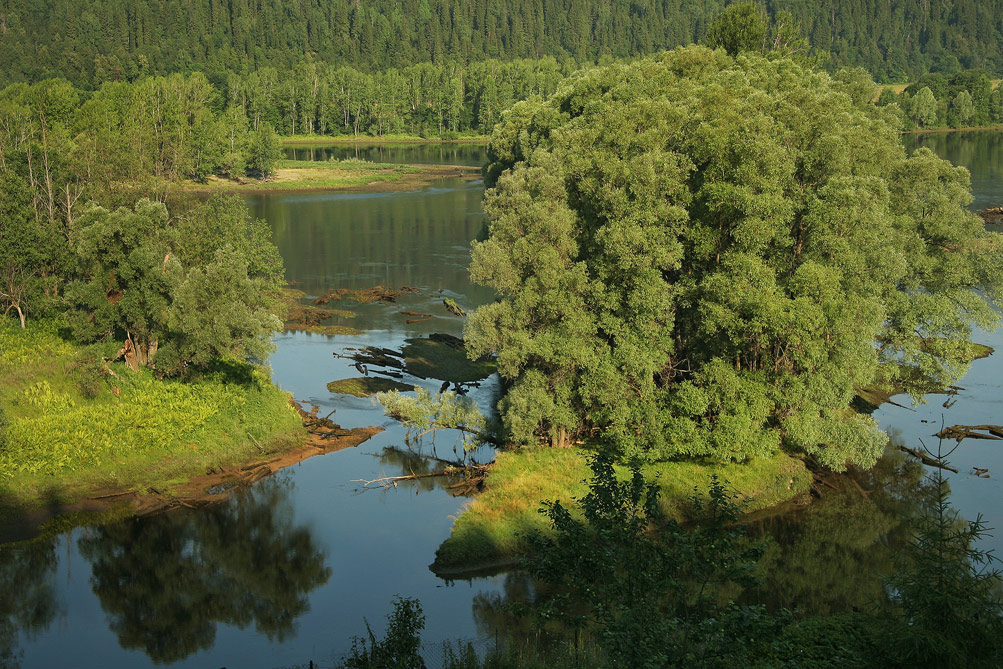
<box><xmin>327</xmin><ymin>377</ymin><xmax>413</xmax><ymax>397</ymax></box>
<box><xmin>401</xmin><ymin>334</ymin><xmax>496</xmax><ymax>382</ymax></box>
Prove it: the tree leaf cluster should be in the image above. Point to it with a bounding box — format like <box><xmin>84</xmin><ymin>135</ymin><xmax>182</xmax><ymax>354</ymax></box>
<box><xmin>64</xmin><ymin>196</ymin><xmax>284</xmax><ymax>377</ymax></box>
<box><xmin>468</xmin><ymin>47</ymin><xmax>1003</xmax><ymax>467</ymax></box>
<box><xmin>876</xmin><ymin>69</ymin><xmax>1003</xmax><ymax>130</ymax></box>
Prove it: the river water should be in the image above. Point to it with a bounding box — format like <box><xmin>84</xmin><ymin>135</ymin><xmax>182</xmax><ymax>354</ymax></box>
<box><xmin>4</xmin><ymin>133</ymin><xmax>1003</xmax><ymax>667</ymax></box>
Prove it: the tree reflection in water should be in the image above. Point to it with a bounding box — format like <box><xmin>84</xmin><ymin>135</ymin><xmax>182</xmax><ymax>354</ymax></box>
<box><xmin>469</xmin><ymin>450</ymin><xmax>930</xmax><ymax>645</ymax></box>
<box><xmin>744</xmin><ymin>450</ymin><xmax>926</xmax><ymax>614</ymax></box>
<box><xmin>77</xmin><ymin>476</ymin><xmax>330</xmax><ymax>664</ymax></box>
<box><xmin>0</xmin><ymin>538</ymin><xmax>58</xmax><ymax>668</ymax></box>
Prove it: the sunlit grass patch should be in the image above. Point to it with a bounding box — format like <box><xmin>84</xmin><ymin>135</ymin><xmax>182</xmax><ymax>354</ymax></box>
<box><xmin>432</xmin><ymin>447</ymin><xmax>810</xmax><ymax>573</ymax></box>
<box><xmin>0</xmin><ymin>318</ymin><xmax>303</xmax><ymax>505</ymax></box>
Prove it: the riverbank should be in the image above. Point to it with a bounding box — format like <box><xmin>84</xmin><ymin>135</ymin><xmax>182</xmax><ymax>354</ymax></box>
<box><xmin>431</xmin><ymin>447</ymin><xmax>811</xmax><ymax>576</ymax></box>
<box><xmin>280</xmin><ymin>134</ymin><xmax>489</xmax><ymax>146</ymax></box>
<box><xmin>902</xmin><ymin>123</ymin><xmax>1003</xmax><ymax>135</ymax></box>
<box><xmin>0</xmin><ymin>319</ymin><xmax>378</xmax><ymax>543</ymax></box>
<box><xmin>183</xmin><ymin>159</ymin><xmax>481</xmax><ymax>194</ymax></box>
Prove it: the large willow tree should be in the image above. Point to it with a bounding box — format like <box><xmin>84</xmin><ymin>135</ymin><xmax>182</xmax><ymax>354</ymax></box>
<box><xmin>467</xmin><ymin>47</ymin><xmax>1003</xmax><ymax>469</ymax></box>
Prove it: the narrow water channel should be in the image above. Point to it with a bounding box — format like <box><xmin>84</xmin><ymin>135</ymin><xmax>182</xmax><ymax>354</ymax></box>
<box><xmin>3</xmin><ymin>134</ymin><xmax>1003</xmax><ymax>667</ymax></box>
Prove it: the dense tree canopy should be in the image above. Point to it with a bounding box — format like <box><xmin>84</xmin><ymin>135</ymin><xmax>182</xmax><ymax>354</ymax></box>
<box><xmin>65</xmin><ymin>196</ymin><xmax>285</xmax><ymax>376</ymax></box>
<box><xmin>467</xmin><ymin>46</ymin><xmax>1003</xmax><ymax>469</ymax></box>
<box><xmin>0</xmin><ymin>1</ymin><xmax>1001</xmax><ymax>87</ymax></box>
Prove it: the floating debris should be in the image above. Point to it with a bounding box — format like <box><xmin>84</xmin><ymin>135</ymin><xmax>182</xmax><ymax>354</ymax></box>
<box><xmin>443</xmin><ymin>298</ymin><xmax>466</xmax><ymax>317</ymax></box>
<box><xmin>315</xmin><ymin>285</ymin><xmax>419</xmax><ymax>305</ymax></box>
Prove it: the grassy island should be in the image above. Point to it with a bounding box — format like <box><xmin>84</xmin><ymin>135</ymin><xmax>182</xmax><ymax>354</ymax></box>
<box><xmin>185</xmin><ymin>159</ymin><xmax>481</xmax><ymax>194</ymax></box>
<box><xmin>432</xmin><ymin>448</ymin><xmax>810</xmax><ymax>575</ymax></box>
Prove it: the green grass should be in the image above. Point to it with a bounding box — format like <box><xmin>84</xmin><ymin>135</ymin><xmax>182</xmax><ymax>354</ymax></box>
<box><xmin>432</xmin><ymin>447</ymin><xmax>811</xmax><ymax>574</ymax></box>
<box><xmin>0</xmin><ymin>318</ymin><xmax>304</xmax><ymax>507</ymax></box>
<box><xmin>275</xmin><ymin>158</ymin><xmax>420</xmax><ymax>173</ymax></box>
<box><xmin>184</xmin><ymin>160</ymin><xmax>477</xmax><ymax>193</ymax></box>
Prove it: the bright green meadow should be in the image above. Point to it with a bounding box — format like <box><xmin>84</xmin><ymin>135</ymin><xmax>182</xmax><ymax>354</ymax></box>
<box><xmin>0</xmin><ymin>319</ymin><xmax>303</xmax><ymax>507</ymax></box>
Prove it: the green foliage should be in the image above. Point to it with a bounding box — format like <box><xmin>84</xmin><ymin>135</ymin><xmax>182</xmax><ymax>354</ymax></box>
<box><xmin>342</xmin><ymin>596</ymin><xmax>425</xmax><ymax>669</ymax></box>
<box><xmin>949</xmin><ymin>89</ymin><xmax>976</xmax><ymax>127</ymax></box>
<box><xmin>432</xmin><ymin>447</ymin><xmax>810</xmax><ymax>573</ymax></box>
<box><xmin>2</xmin><ymin>1</ymin><xmax>1001</xmax><ymax>88</ymax></box>
<box><xmin>879</xmin><ymin>451</ymin><xmax>1003</xmax><ymax>668</ymax></box>
<box><xmin>247</xmin><ymin>122</ymin><xmax>282</xmax><ymax>178</ymax></box>
<box><xmin>376</xmin><ymin>386</ymin><xmax>487</xmax><ymax>449</ymax></box>
<box><xmin>468</xmin><ymin>47</ymin><xmax>1003</xmax><ymax>467</ymax></box>
<box><xmin>0</xmin><ymin>318</ymin><xmax>301</xmax><ymax>500</ymax></box>
<box><xmin>705</xmin><ymin>2</ymin><xmax>768</xmax><ymax>56</ymax></box>
<box><xmin>910</xmin><ymin>86</ymin><xmax>940</xmax><ymax>127</ymax></box>
<box><xmin>0</xmin><ymin>404</ymin><xmax>8</xmax><ymax>452</ymax></box>
<box><xmin>64</xmin><ymin>197</ymin><xmax>284</xmax><ymax>376</ymax></box>
<box><xmin>523</xmin><ymin>452</ymin><xmax>772</xmax><ymax>667</ymax></box>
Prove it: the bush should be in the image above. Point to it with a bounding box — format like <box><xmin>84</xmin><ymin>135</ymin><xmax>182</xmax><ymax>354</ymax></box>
<box><xmin>342</xmin><ymin>597</ymin><xmax>425</xmax><ymax>669</ymax></box>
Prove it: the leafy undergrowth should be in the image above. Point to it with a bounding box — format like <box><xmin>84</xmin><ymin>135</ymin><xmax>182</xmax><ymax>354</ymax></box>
<box><xmin>0</xmin><ymin>319</ymin><xmax>303</xmax><ymax>507</ymax></box>
<box><xmin>431</xmin><ymin>447</ymin><xmax>811</xmax><ymax>574</ymax></box>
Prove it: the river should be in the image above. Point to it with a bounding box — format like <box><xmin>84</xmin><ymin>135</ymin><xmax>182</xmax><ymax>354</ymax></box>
<box><xmin>3</xmin><ymin>133</ymin><xmax>1003</xmax><ymax>667</ymax></box>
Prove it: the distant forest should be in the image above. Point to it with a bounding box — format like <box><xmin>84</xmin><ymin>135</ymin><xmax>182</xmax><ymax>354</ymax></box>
<box><xmin>0</xmin><ymin>0</ymin><xmax>1000</xmax><ymax>87</ymax></box>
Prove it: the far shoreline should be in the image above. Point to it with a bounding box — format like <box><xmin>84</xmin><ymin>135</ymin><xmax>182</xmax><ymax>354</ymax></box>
<box><xmin>180</xmin><ymin>162</ymin><xmax>482</xmax><ymax>195</ymax></box>
<box><xmin>901</xmin><ymin>123</ymin><xmax>1003</xmax><ymax>135</ymax></box>
<box><xmin>281</xmin><ymin>134</ymin><xmax>489</xmax><ymax>146</ymax></box>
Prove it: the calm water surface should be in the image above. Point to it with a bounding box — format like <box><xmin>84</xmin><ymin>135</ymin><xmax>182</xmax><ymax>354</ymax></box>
<box><xmin>284</xmin><ymin>142</ymin><xmax>488</xmax><ymax>167</ymax></box>
<box><xmin>5</xmin><ymin>135</ymin><xmax>1003</xmax><ymax>667</ymax></box>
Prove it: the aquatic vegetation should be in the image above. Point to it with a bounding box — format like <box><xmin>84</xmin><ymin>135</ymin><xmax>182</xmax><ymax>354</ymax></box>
<box><xmin>401</xmin><ymin>334</ymin><xmax>496</xmax><ymax>382</ymax></box>
<box><xmin>327</xmin><ymin>377</ymin><xmax>413</xmax><ymax>397</ymax></box>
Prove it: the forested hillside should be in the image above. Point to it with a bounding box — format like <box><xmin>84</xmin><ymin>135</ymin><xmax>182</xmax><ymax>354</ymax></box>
<box><xmin>0</xmin><ymin>0</ymin><xmax>1000</xmax><ymax>87</ymax></box>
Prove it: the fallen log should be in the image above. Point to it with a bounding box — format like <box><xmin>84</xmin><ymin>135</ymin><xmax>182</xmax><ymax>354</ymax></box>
<box><xmin>353</xmin><ymin>463</ymin><xmax>490</xmax><ymax>490</ymax></box>
<box><xmin>935</xmin><ymin>424</ymin><xmax>1003</xmax><ymax>442</ymax></box>
<box><xmin>899</xmin><ymin>445</ymin><xmax>960</xmax><ymax>473</ymax></box>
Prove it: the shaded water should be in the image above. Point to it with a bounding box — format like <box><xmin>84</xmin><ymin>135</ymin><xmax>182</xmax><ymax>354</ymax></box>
<box><xmin>284</xmin><ymin>143</ymin><xmax>488</xmax><ymax>167</ymax></box>
<box><xmin>4</xmin><ymin>134</ymin><xmax>1003</xmax><ymax>667</ymax></box>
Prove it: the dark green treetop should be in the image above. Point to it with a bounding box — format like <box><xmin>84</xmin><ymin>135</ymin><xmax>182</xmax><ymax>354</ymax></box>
<box><xmin>705</xmin><ymin>2</ymin><xmax>768</xmax><ymax>56</ymax></box>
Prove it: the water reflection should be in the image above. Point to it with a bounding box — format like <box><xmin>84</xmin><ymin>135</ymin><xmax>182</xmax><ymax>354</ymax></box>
<box><xmin>0</xmin><ymin>539</ymin><xmax>57</xmax><ymax>668</ymax></box>
<box><xmin>467</xmin><ymin>451</ymin><xmax>930</xmax><ymax>645</ymax></box>
<box><xmin>745</xmin><ymin>451</ymin><xmax>926</xmax><ymax>615</ymax></box>
<box><xmin>284</xmin><ymin>143</ymin><xmax>487</xmax><ymax>167</ymax></box>
<box><xmin>76</xmin><ymin>478</ymin><xmax>330</xmax><ymax>664</ymax></box>
<box><xmin>901</xmin><ymin>130</ymin><xmax>1003</xmax><ymax>211</ymax></box>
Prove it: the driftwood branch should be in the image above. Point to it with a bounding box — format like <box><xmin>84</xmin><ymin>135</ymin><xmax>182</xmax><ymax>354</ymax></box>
<box><xmin>353</xmin><ymin>463</ymin><xmax>490</xmax><ymax>491</ymax></box>
<box><xmin>353</xmin><ymin>466</ymin><xmax>465</xmax><ymax>489</ymax></box>
<box><xmin>898</xmin><ymin>445</ymin><xmax>960</xmax><ymax>473</ymax></box>
<box><xmin>935</xmin><ymin>424</ymin><xmax>1003</xmax><ymax>442</ymax></box>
